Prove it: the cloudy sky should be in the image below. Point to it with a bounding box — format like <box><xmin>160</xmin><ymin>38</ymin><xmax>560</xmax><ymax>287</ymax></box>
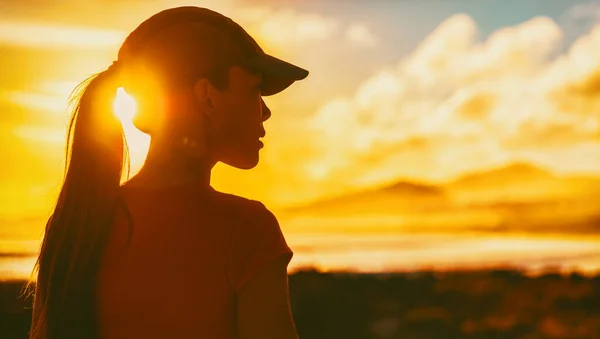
<box><xmin>1</xmin><ymin>0</ymin><xmax>599</xmax><ymax>220</ymax></box>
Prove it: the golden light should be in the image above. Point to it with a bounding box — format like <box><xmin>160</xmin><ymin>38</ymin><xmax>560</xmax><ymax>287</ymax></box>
<box><xmin>112</xmin><ymin>87</ymin><xmax>150</xmax><ymax>175</ymax></box>
<box><xmin>113</xmin><ymin>87</ymin><xmax>137</xmax><ymax>122</ymax></box>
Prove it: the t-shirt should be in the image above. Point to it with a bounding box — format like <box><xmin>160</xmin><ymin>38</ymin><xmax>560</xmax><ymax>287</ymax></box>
<box><xmin>96</xmin><ymin>182</ymin><xmax>293</xmax><ymax>339</ymax></box>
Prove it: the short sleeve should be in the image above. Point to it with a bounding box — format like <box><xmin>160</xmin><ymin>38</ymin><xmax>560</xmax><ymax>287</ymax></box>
<box><xmin>227</xmin><ymin>201</ymin><xmax>293</xmax><ymax>293</ymax></box>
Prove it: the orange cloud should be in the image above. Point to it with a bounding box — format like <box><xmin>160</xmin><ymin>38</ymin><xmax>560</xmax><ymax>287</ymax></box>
<box><xmin>551</xmin><ymin>68</ymin><xmax>600</xmax><ymax>118</ymax></box>
<box><xmin>4</xmin><ymin>6</ymin><xmax>598</xmax><ymax>206</ymax></box>
<box><xmin>0</xmin><ymin>20</ymin><xmax>125</xmax><ymax>49</ymax></box>
<box><xmin>3</xmin><ymin>91</ymin><xmax>68</xmax><ymax>114</ymax></box>
<box><xmin>12</xmin><ymin>125</ymin><xmax>66</xmax><ymax>144</ymax></box>
<box><xmin>456</xmin><ymin>92</ymin><xmax>496</xmax><ymax>121</ymax></box>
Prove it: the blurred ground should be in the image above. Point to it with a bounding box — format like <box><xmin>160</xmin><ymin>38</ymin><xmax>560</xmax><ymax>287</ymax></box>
<box><xmin>1</xmin><ymin>269</ymin><xmax>599</xmax><ymax>339</ymax></box>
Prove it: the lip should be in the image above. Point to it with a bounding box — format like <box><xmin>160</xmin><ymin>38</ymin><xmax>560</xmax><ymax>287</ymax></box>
<box><xmin>257</xmin><ymin>140</ymin><xmax>264</xmax><ymax>149</ymax></box>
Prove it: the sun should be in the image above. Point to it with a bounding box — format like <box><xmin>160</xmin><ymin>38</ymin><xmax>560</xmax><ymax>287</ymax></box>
<box><xmin>112</xmin><ymin>87</ymin><xmax>150</xmax><ymax>175</ymax></box>
<box><xmin>113</xmin><ymin>87</ymin><xmax>137</xmax><ymax>122</ymax></box>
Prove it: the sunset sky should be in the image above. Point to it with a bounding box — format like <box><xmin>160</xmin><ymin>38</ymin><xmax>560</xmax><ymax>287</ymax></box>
<box><xmin>1</xmin><ymin>0</ymin><xmax>600</xmax><ymax>222</ymax></box>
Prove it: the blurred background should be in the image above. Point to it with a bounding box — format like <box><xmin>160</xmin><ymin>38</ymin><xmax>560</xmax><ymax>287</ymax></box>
<box><xmin>1</xmin><ymin>0</ymin><xmax>600</xmax><ymax>338</ymax></box>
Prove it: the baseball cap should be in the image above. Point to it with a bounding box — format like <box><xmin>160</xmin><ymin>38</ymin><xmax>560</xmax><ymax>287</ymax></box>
<box><xmin>116</xmin><ymin>6</ymin><xmax>309</xmax><ymax>96</ymax></box>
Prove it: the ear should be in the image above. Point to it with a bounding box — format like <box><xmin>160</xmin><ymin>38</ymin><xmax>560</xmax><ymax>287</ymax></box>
<box><xmin>193</xmin><ymin>78</ymin><xmax>211</xmax><ymax>106</ymax></box>
<box><xmin>193</xmin><ymin>78</ymin><xmax>219</xmax><ymax>122</ymax></box>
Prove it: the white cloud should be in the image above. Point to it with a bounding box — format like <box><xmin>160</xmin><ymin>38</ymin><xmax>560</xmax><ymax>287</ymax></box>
<box><xmin>345</xmin><ymin>23</ymin><xmax>377</xmax><ymax>47</ymax></box>
<box><xmin>559</xmin><ymin>1</ymin><xmax>600</xmax><ymax>41</ymax></box>
<box><xmin>235</xmin><ymin>7</ymin><xmax>380</xmax><ymax>52</ymax></box>
<box><xmin>237</xmin><ymin>7</ymin><xmax>339</xmax><ymax>45</ymax></box>
<box><xmin>304</xmin><ymin>13</ymin><xmax>600</xmax><ymax>190</ymax></box>
<box><xmin>567</xmin><ymin>1</ymin><xmax>600</xmax><ymax>21</ymax></box>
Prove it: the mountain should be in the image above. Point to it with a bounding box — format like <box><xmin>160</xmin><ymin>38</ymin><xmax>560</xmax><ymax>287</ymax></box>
<box><xmin>381</xmin><ymin>181</ymin><xmax>443</xmax><ymax>196</ymax></box>
<box><xmin>282</xmin><ymin>162</ymin><xmax>600</xmax><ymax>234</ymax></box>
<box><xmin>451</xmin><ymin>162</ymin><xmax>556</xmax><ymax>187</ymax></box>
<box><xmin>447</xmin><ymin>162</ymin><xmax>599</xmax><ymax>204</ymax></box>
<box><xmin>286</xmin><ymin>180</ymin><xmax>445</xmax><ymax>215</ymax></box>
<box><xmin>288</xmin><ymin>162</ymin><xmax>560</xmax><ymax>214</ymax></box>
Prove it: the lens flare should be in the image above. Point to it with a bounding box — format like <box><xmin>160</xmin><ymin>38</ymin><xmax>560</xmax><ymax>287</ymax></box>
<box><xmin>113</xmin><ymin>87</ymin><xmax>137</xmax><ymax>122</ymax></box>
<box><xmin>112</xmin><ymin>87</ymin><xmax>150</xmax><ymax>175</ymax></box>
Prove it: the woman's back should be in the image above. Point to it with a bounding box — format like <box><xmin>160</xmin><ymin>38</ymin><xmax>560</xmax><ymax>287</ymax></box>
<box><xmin>97</xmin><ymin>183</ymin><xmax>294</xmax><ymax>339</ymax></box>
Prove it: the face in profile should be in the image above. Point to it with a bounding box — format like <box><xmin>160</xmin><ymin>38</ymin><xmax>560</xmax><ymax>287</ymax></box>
<box><xmin>192</xmin><ymin>65</ymin><xmax>271</xmax><ymax>170</ymax></box>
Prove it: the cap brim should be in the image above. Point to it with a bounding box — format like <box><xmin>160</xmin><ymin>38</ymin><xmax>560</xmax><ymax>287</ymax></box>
<box><xmin>246</xmin><ymin>54</ymin><xmax>309</xmax><ymax>96</ymax></box>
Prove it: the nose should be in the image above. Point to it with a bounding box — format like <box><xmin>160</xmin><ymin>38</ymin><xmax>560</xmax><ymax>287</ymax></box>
<box><xmin>261</xmin><ymin>98</ymin><xmax>271</xmax><ymax>122</ymax></box>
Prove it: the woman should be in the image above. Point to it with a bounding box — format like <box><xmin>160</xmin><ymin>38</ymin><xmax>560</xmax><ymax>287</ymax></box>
<box><xmin>29</xmin><ymin>6</ymin><xmax>308</xmax><ymax>339</ymax></box>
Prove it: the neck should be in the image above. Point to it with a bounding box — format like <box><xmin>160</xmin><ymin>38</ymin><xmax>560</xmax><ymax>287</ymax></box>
<box><xmin>128</xmin><ymin>137</ymin><xmax>215</xmax><ymax>189</ymax></box>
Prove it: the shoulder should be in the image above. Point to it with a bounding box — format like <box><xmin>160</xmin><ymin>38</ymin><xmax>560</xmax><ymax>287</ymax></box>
<box><xmin>210</xmin><ymin>190</ymin><xmax>277</xmax><ymax>225</ymax></box>
<box><xmin>222</xmin><ymin>193</ymin><xmax>292</xmax><ymax>292</ymax></box>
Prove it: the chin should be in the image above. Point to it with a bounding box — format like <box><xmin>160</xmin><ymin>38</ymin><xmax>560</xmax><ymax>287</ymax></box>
<box><xmin>223</xmin><ymin>154</ymin><xmax>260</xmax><ymax>170</ymax></box>
<box><xmin>234</xmin><ymin>161</ymin><xmax>259</xmax><ymax>170</ymax></box>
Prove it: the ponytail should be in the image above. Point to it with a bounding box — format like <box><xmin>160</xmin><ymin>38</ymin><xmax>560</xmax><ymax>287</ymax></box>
<box><xmin>28</xmin><ymin>66</ymin><xmax>130</xmax><ymax>339</ymax></box>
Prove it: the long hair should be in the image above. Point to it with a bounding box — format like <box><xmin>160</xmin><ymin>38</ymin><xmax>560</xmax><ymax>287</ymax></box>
<box><xmin>28</xmin><ymin>66</ymin><xmax>130</xmax><ymax>339</ymax></box>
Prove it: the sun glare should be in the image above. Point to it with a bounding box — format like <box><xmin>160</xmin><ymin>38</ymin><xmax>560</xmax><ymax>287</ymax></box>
<box><xmin>113</xmin><ymin>87</ymin><xmax>137</xmax><ymax>122</ymax></box>
<box><xmin>112</xmin><ymin>87</ymin><xmax>150</xmax><ymax>175</ymax></box>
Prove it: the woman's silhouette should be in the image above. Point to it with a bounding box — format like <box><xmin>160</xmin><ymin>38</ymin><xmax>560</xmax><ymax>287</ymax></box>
<box><xmin>29</xmin><ymin>6</ymin><xmax>308</xmax><ymax>339</ymax></box>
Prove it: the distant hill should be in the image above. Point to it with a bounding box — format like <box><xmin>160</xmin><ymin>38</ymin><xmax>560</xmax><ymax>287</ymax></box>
<box><xmin>288</xmin><ymin>162</ymin><xmax>562</xmax><ymax>213</ymax></box>
<box><xmin>286</xmin><ymin>180</ymin><xmax>445</xmax><ymax>215</ymax></box>
<box><xmin>451</xmin><ymin>162</ymin><xmax>556</xmax><ymax>187</ymax></box>
<box><xmin>381</xmin><ymin>181</ymin><xmax>443</xmax><ymax>196</ymax></box>
<box><xmin>447</xmin><ymin>162</ymin><xmax>599</xmax><ymax>204</ymax></box>
<box><xmin>283</xmin><ymin>162</ymin><xmax>600</xmax><ymax>234</ymax></box>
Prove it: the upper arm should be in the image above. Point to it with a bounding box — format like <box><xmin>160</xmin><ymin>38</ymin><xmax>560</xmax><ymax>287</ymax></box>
<box><xmin>227</xmin><ymin>200</ymin><xmax>293</xmax><ymax>292</ymax></box>
<box><xmin>236</xmin><ymin>255</ymin><xmax>298</xmax><ymax>339</ymax></box>
<box><xmin>227</xmin><ymin>200</ymin><xmax>297</xmax><ymax>339</ymax></box>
